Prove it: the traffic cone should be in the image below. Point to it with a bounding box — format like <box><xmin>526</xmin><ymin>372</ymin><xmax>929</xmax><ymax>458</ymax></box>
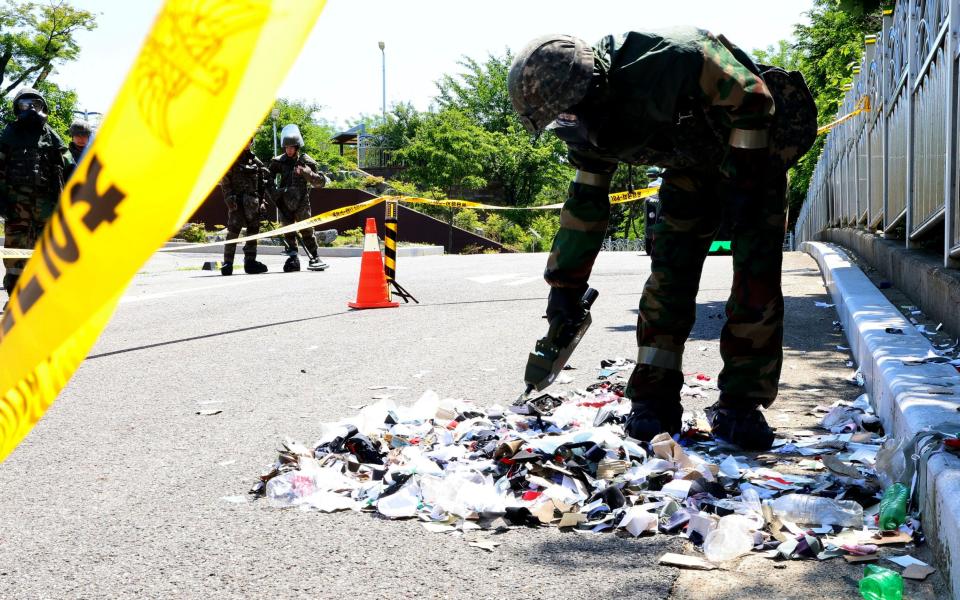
<box><xmin>348</xmin><ymin>218</ymin><xmax>399</xmax><ymax>309</ymax></box>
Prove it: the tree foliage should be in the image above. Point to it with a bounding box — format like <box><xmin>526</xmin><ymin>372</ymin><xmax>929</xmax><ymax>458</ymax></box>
<box><xmin>403</xmin><ymin>52</ymin><xmax>570</xmax><ymax>207</ymax></box>
<box><xmin>0</xmin><ymin>0</ymin><xmax>96</xmax><ymax>105</ymax></box>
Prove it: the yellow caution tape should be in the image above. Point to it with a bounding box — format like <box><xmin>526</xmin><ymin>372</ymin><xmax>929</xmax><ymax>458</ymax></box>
<box><xmin>1</xmin><ymin>185</ymin><xmax>665</xmax><ymax>258</ymax></box>
<box><xmin>159</xmin><ymin>196</ymin><xmax>385</xmax><ymax>251</ymax></box>
<box><xmin>609</xmin><ymin>187</ymin><xmax>660</xmax><ymax>204</ymax></box>
<box><xmin>0</xmin><ymin>0</ymin><xmax>329</xmax><ymax>463</ymax></box>
<box><xmin>817</xmin><ymin>96</ymin><xmax>871</xmax><ymax>135</ymax></box>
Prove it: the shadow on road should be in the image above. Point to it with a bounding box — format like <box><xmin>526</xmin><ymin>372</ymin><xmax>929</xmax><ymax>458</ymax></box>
<box><xmin>87</xmin><ymin>310</ymin><xmax>353</xmax><ymax>359</ymax></box>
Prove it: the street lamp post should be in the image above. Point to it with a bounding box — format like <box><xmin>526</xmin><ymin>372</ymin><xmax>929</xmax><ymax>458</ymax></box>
<box><xmin>378</xmin><ymin>41</ymin><xmax>386</xmax><ymax>125</ymax></box>
<box><xmin>271</xmin><ymin>107</ymin><xmax>280</xmax><ymax>157</ymax></box>
<box><xmin>270</xmin><ymin>107</ymin><xmax>281</xmax><ymax>222</ymax></box>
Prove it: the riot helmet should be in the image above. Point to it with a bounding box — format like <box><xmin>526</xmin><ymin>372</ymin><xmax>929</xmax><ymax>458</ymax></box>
<box><xmin>280</xmin><ymin>124</ymin><xmax>304</xmax><ymax>149</ymax></box>
<box><xmin>508</xmin><ymin>35</ymin><xmax>595</xmax><ymax>133</ymax></box>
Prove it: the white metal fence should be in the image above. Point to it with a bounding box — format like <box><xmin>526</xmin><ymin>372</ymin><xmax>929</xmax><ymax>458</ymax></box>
<box><xmin>794</xmin><ymin>0</ymin><xmax>960</xmax><ymax>267</ymax></box>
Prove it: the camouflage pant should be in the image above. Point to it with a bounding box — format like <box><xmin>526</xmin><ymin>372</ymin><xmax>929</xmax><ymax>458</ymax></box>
<box><xmin>626</xmin><ymin>168</ymin><xmax>787</xmax><ymax>409</ymax></box>
<box><xmin>278</xmin><ymin>194</ymin><xmax>318</xmax><ymax>258</ymax></box>
<box><xmin>2</xmin><ymin>198</ymin><xmax>47</xmax><ymax>292</ymax></box>
<box><xmin>223</xmin><ymin>192</ymin><xmax>262</xmax><ymax>263</ymax></box>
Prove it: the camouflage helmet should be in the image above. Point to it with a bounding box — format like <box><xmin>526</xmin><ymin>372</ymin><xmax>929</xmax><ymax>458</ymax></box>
<box><xmin>508</xmin><ymin>34</ymin><xmax>595</xmax><ymax>133</ymax></box>
<box><xmin>12</xmin><ymin>87</ymin><xmax>48</xmax><ymax>115</ymax></box>
<box><xmin>69</xmin><ymin>120</ymin><xmax>93</xmax><ymax>137</ymax></box>
<box><xmin>280</xmin><ymin>123</ymin><xmax>304</xmax><ymax>149</ymax></box>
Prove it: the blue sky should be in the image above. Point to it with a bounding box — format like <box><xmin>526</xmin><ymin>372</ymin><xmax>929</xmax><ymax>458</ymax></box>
<box><xmin>57</xmin><ymin>0</ymin><xmax>815</xmax><ymax>128</ymax></box>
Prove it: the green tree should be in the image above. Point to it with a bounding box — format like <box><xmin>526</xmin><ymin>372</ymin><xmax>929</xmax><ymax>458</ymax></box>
<box><xmin>434</xmin><ymin>51</ymin><xmax>571</xmax><ymax>206</ymax></box>
<box><xmin>0</xmin><ymin>0</ymin><xmax>97</xmax><ymax>109</ymax></box>
<box><xmin>396</xmin><ymin>108</ymin><xmax>497</xmax><ymax>193</ymax></box>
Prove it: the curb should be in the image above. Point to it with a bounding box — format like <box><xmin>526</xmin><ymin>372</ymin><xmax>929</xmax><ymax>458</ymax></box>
<box><xmin>160</xmin><ymin>242</ymin><xmax>445</xmax><ymax>257</ymax></box>
<box><xmin>802</xmin><ymin>241</ymin><xmax>960</xmax><ymax>598</ymax></box>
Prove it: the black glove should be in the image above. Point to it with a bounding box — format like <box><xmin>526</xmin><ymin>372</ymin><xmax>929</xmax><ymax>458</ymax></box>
<box><xmin>546</xmin><ymin>285</ymin><xmax>589</xmax><ymax>323</ymax></box>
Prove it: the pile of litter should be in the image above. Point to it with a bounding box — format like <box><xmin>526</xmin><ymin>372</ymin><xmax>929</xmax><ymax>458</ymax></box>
<box><xmin>249</xmin><ymin>359</ymin><xmax>937</xmax><ymax>577</ymax></box>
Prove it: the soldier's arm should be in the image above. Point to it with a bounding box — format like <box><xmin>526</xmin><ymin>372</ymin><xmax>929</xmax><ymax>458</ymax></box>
<box><xmin>544</xmin><ymin>148</ymin><xmax>617</xmax><ymax>289</ymax></box>
<box><xmin>298</xmin><ymin>156</ymin><xmax>326</xmax><ymax>188</ymax></box>
<box><xmin>698</xmin><ymin>33</ymin><xmax>774</xmax><ymax>182</ymax></box>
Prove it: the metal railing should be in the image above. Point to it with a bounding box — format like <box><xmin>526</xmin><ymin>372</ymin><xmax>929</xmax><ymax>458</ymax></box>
<box><xmin>795</xmin><ymin>0</ymin><xmax>960</xmax><ymax>267</ymax></box>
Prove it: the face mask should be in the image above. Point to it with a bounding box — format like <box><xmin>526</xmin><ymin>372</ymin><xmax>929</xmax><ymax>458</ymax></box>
<box><xmin>15</xmin><ymin>98</ymin><xmax>47</xmax><ymax>128</ymax></box>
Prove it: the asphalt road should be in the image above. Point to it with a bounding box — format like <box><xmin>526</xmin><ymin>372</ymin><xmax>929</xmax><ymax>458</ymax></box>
<box><xmin>0</xmin><ymin>250</ymin><xmax>947</xmax><ymax>598</ymax></box>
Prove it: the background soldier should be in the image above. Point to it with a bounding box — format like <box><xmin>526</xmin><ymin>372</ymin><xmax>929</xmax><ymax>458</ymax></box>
<box><xmin>219</xmin><ymin>138</ymin><xmax>269</xmax><ymax>275</ymax></box>
<box><xmin>0</xmin><ymin>87</ymin><xmax>74</xmax><ymax>297</ymax></box>
<box><xmin>67</xmin><ymin>120</ymin><xmax>93</xmax><ymax>164</ymax></box>
<box><xmin>509</xmin><ymin>28</ymin><xmax>815</xmax><ymax>450</ymax></box>
<box><xmin>269</xmin><ymin>124</ymin><xmax>332</xmax><ymax>272</ymax></box>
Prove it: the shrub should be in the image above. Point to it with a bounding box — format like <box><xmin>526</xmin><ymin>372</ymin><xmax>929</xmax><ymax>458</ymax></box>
<box><xmin>178</xmin><ymin>222</ymin><xmax>207</xmax><ymax>243</ymax></box>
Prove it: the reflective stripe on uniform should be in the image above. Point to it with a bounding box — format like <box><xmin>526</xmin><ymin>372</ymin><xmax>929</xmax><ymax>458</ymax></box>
<box><xmin>574</xmin><ymin>170</ymin><xmax>613</xmax><ymax>188</ymax></box>
<box><xmin>729</xmin><ymin>128</ymin><xmax>769</xmax><ymax>149</ymax></box>
<box><xmin>637</xmin><ymin>346</ymin><xmax>682</xmax><ymax>371</ymax></box>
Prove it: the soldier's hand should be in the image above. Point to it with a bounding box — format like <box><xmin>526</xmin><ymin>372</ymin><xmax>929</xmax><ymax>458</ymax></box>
<box><xmin>546</xmin><ymin>286</ymin><xmax>589</xmax><ymax>325</ymax></box>
<box><xmin>294</xmin><ymin>165</ymin><xmax>302</xmax><ymax>176</ymax></box>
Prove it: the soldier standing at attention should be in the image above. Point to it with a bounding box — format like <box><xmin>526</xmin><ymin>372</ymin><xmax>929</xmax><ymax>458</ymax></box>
<box><xmin>0</xmin><ymin>87</ymin><xmax>73</xmax><ymax>298</ymax></box>
<box><xmin>67</xmin><ymin>120</ymin><xmax>92</xmax><ymax>164</ymax></box>
<box><xmin>269</xmin><ymin>124</ymin><xmax>330</xmax><ymax>272</ymax></box>
<box><xmin>508</xmin><ymin>28</ymin><xmax>816</xmax><ymax>450</ymax></box>
<box><xmin>219</xmin><ymin>138</ymin><xmax>269</xmax><ymax>276</ymax></box>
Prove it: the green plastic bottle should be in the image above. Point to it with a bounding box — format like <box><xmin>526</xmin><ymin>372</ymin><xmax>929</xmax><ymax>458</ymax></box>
<box><xmin>859</xmin><ymin>564</ymin><xmax>903</xmax><ymax>600</ymax></box>
<box><xmin>878</xmin><ymin>483</ymin><xmax>909</xmax><ymax>530</ymax></box>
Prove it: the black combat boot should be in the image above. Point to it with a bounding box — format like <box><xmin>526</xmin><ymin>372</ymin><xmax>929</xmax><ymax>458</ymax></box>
<box><xmin>624</xmin><ymin>365</ymin><xmax>684</xmax><ymax>441</ymax></box>
<box><xmin>705</xmin><ymin>402</ymin><xmax>775</xmax><ymax>451</ymax></box>
<box><xmin>220</xmin><ymin>262</ymin><xmax>233</xmax><ymax>276</ymax></box>
<box><xmin>244</xmin><ymin>258</ymin><xmax>268</xmax><ymax>274</ymax></box>
<box><xmin>625</xmin><ymin>398</ymin><xmax>683</xmax><ymax>441</ymax></box>
<box><xmin>283</xmin><ymin>255</ymin><xmax>301</xmax><ymax>272</ymax></box>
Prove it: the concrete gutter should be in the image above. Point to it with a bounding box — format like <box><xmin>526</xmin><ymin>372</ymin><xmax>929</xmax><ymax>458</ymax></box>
<box><xmin>160</xmin><ymin>242</ymin><xmax>444</xmax><ymax>257</ymax></box>
<box><xmin>803</xmin><ymin>241</ymin><xmax>960</xmax><ymax>599</ymax></box>
<box><xmin>819</xmin><ymin>228</ymin><xmax>960</xmax><ymax>338</ymax></box>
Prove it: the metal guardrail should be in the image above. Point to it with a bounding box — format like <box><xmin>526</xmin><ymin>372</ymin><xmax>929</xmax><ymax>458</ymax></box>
<box><xmin>602</xmin><ymin>237</ymin><xmax>645</xmax><ymax>252</ymax></box>
<box><xmin>795</xmin><ymin>0</ymin><xmax>960</xmax><ymax>268</ymax></box>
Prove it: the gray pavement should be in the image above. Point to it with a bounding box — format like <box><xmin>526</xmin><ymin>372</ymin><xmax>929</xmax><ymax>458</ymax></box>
<box><xmin>0</xmin><ymin>251</ymin><xmax>947</xmax><ymax>598</ymax></box>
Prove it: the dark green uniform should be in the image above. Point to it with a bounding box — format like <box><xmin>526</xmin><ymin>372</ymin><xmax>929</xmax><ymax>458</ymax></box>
<box><xmin>268</xmin><ymin>151</ymin><xmax>326</xmax><ymax>258</ymax></box>
<box><xmin>219</xmin><ymin>149</ymin><xmax>268</xmax><ymax>264</ymax></box>
<box><xmin>546</xmin><ymin>28</ymin><xmax>786</xmax><ymax>410</ymax></box>
<box><xmin>0</xmin><ymin>120</ymin><xmax>73</xmax><ymax>293</ymax></box>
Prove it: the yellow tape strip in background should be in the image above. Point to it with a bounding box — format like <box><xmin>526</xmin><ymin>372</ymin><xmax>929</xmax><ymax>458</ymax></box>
<box><xmin>158</xmin><ymin>196</ymin><xmax>384</xmax><ymax>252</ymax></box>
<box><xmin>0</xmin><ymin>0</ymin><xmax>328</xmax><ymax>463</ymax></box>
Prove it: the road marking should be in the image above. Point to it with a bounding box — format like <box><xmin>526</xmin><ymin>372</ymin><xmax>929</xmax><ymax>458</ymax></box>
<box><xmin>119</xmin><ymin>278</ymin><xmax>261</xmax><ymax>304</ymax></box>
<box><xmin>503</xmin><ymin>275</ymin><xmax>543</xmax><ymax>287</ymax></box>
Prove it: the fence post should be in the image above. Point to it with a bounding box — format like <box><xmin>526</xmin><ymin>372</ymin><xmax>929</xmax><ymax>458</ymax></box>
<box><xmin>905</xmin><ymin>0</ymin><xmax>917</xmax><ymax>247</ymax></box>
<box><xmin>882</xmin><ymin>9</ymin><xmax>892</xmax><ymax>232</ymax></box>
<box><xmin>946</xmin><ymin>0</ymin><xmax>960</xmax><ymax>267</ymax></box>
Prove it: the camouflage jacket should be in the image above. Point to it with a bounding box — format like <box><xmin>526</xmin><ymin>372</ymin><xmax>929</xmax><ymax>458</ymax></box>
<box><xmin>559</xmin><ymin>27</ymin><xmax>774</xmax><ymax>175</ymax></box>
<box><xmin>0</xmin><ymin>121</ymin><xmax>74</xmax><ymax>217</ymax></box>
<box><xmin>544</xmin><ymin>28</ymin><xmax>777</xmax><ymax>290</ymax></box>
<box><xmin>220</xmin><ymin>149</ymin><xmax>267</xmax><ymax>199</ymax></box>
<box><xmin>268</xmin><ymin>152</ymin><xmax>325</xmax><ymax>201</ymax></box>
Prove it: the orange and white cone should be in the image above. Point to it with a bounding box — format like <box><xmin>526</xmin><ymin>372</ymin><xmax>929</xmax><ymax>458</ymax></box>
<box><xmin>348</xmin><ymin>218</ymin><xmax>399</xmax><ymax>309</ymax></box>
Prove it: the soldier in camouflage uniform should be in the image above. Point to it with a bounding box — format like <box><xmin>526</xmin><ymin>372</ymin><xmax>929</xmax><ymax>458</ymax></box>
<box><xmin>509</xmin><ymin>28</ymin><xmax>816</xmax><ymax>450</ymax></box>
<box><xmin>67</xmin><ymin>120</ymin><xmax>93</xmax><ymax>164</ymax></box>
<box><xmin>269</xmin><ymin>124</ymin><xmax>330</xmax><ymax>272</ymax></box>
<box><xmin>0</xmin><ymin>87</ymin><xmax>73</xmax><ymax>297</ymax></box>
<box><xmin>219</xmin><ymin>138</ymin><xmax>270</xmax><ymax>275</ymax></box>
